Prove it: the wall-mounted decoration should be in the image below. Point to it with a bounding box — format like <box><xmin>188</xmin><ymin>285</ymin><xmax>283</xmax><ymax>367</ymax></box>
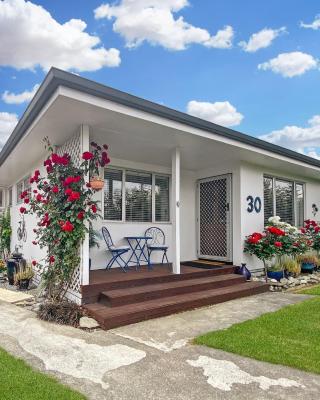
<box><xmin>246</xmin><ymin>195</ymin><xmax>262</xmax><ymax>213</ymax></box>
<box><xmin>17</xmin><ymin>215</ymin><xmax>27</xmax><ymax>242</ymax></box>
<box><xmin>312</xmin><ymin>203</ymin><xmax>318</xmax><ymax>217</ymax></box>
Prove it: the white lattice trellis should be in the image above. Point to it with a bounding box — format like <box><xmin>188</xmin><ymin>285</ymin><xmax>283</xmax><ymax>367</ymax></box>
<box><xmin>57</xmin><ymin>131</ymin><xmax>82</xmax><ymax>297</ymax></box>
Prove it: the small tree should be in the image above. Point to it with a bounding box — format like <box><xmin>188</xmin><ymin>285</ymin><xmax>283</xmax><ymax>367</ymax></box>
<box><xmin>0</xmin><ymin>208</ymin><xmax>11</xmax><ymax>260</ymax></box>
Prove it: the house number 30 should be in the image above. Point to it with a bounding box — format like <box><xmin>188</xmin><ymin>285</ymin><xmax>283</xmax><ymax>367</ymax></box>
<box><xmin>246</xmin><ymin>196</ymin><xmax>261</xmax><ymax>213</ymax></box>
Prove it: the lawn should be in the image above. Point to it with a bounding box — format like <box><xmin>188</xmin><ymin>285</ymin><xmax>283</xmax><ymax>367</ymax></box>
<box><xmin>195</xmin><ymin>296</ymin><xmax>320</xmax><ymax>374</ymax></box>
<box><xmin>0</xmin><ymin>347</ymin><xmax>86</xmax><ymax>400</ymax></box>
<box><xmin>298</xmin><ymin>284</ymin><xmax>320</xmax><ymax>295</ymax></box>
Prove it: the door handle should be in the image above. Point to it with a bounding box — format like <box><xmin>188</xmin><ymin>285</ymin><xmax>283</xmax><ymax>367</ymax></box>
<box><xmin>226</xmin><ymin>203</ymin><xmax>230</xmax><ymax>211</ymax></box>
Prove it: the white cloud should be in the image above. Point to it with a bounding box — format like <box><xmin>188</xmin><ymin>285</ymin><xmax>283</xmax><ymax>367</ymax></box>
<box><xmin>300</xmin><ymin>15</ymin><xmax>320</xmax><ymax>30</ymax></box>
<box><xmin>2</xmin><ymin>84</ymin><xmax>40</xmax><ymax>104</ymax></box>
<box><xmin>187</xmin><ymin>100</ymin><xmax>243</xmax><ymax>127</ymax></box>
<box><xmin>94</xmin><ymin>1</ymin><xmax>234</xmax><ymax>50</ymax></box>
<box><xmin>239</xmin><ymin>27</ymin><xmax>286</xmax><ymax>52</ymax></box>
<box><xmin>0</xmin><ymin>0</ymin><xmax>121</xmax><ymax>72</ymax></box>
<box><xmin>260</xmin><ymin>114</ymin><xmax>320</xmax><ymax>159</ymax></box>
<box><xmin>258</xmin><ymin>51</ymin><xmax>318</xmax><ymax>77</ymax></box>
<box><xmin>0</xmin><ymin>112</ymin><xmax>18</xmax><ymax>149</ymax></box>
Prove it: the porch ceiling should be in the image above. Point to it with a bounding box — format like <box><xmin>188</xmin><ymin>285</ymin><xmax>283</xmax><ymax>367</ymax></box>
<box><xmin>1</xmin><ymin>91</ymin><xmax>320</xmax><ymax>185</ymax></box>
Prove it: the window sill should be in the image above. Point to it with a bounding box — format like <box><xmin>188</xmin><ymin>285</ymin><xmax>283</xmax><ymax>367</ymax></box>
<box><xmin>102</xmin><ymin>220</ymin><xmax>172</xmax><ymax>225</ymax></box>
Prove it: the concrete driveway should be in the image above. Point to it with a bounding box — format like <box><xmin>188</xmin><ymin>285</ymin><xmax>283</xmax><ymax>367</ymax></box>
<box><xmin>0</xmin><ymin>292</ymin><xmax>319</xmax><ymax>400</ymax></box>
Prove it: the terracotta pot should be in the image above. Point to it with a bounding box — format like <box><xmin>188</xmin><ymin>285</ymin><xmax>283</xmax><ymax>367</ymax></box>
<box><xmin>89</xmin><ymin>177</ymin><xmax>104</xmax><ymax>191</ymax></box>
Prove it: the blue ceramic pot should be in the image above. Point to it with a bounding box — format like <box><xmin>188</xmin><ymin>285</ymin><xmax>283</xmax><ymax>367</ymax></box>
<box><xmin>301</xmin><ymin>262</ymin><xmax>315</xmax><ymax>273</ymax></box>
<box><xmin>267</xmin><ymin>270</ymin><xmax>284</xmax><ymax>281</ymax></box>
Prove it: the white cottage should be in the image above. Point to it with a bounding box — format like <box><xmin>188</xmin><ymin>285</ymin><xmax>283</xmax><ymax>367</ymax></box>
<box><xmin>0</xmin><ymin>68</ymin><xmax>319</xmax><ymax>326</ymax></box>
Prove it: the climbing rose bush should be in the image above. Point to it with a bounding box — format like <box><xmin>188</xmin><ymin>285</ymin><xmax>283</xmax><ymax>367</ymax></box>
<box><xmin>21</xmin><ymin>138</ymin><xmax>110</xmax><ymax>301</ymax></box>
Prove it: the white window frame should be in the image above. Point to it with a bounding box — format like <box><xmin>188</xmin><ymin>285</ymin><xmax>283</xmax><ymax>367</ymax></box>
<box><xmin>16</xmin><ymin>176</ymin><xmax>31</xmax><ymax>204</ymax></box>
<box><xmin>103</xmin><ymin>167</ymin><xmax>171</xmax><ymax>224</ymax></box>
<box><xmin>263</xmin><ymin>175</ymin><xmax>305</xmax><ymax>227</ymax></box>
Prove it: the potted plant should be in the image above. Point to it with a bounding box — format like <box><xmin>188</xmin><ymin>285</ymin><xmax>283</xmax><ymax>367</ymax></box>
<box><xmin>14</xmin><ymin>266</ymin><xmax>34</xmax><ymax>290</ymax></box>
<box><xmin>281</xmin><ymin>256</ymin><xmax>301</xmax><ymax>277</ymax></box>
<box><xmin>0</xmin><ymin>259</ymin><xmax>6</xmax><ymax>279</ymax></box>
<box><xmin>267</xmin><ymin>263</ymin><xmax>285</xmax><ymax>281</ymax></box>
<box><xmin>297</xmin><ymin>254</ymin><xmax>318</xmax><ymax>273</ymax></box>
<box><xmin>86</xmin><ymin>142</ymin><xmax>110</xmax><ymax>191</ymax></box>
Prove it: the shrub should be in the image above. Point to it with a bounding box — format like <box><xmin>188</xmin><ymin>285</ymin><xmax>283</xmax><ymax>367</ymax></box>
<box><xmin>37</xmin><ymin>301</ymin><xmax>83</xmax><ymax>327</ymax></box>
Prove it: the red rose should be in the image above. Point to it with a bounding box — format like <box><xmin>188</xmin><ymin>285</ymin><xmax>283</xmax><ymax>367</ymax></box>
<box><xmin>61</xmin><ymin>221</ymin><xmax>74</xmax><ymax>232</ymax></box>
<box><xmin>64</xmin><ymin>176</ymin><xmax>74</xmax><ymax>186</ymax></box>
<box><xmin>51</xmin><ymin>153</ymin><xmax>60</xmax><ymax>163</ymax></box>
<box><xmin>82</xmin><ymin>151</ymin><xmax>93</xmax><ymax>160</ymax></box>
<box><xmin>34</xmin><ymin>170</ymin><xmax>40</xmax><ymax>176</ymax></box>
<box><xmin>86</xmin><ymin>182</ymin><xmax>91</xmax><ymax>188</ymax></box>
<box><xmin>49</xmin><ymin>255</ymin><xmax>55</xmax><ymax>263</ymax></box>
<box><xmin>36</xmin><ymin>194</ymin><xmax>42</xmax><ymax>202</ymax></box>
<box><xmin>71</xmin><ymin>191</ymin><xmax>80</xmax><ymax>201</ymax></box>
<box><xmin>91</xmin><ymin>204</ymin><xmax>97</xmax><ymax>213</ymax></box>
<box><xmin>29</xmin><ymin>177</ymin><xmax>34</xmax><ymax>184</ymax></box>
<box><xmin>32</xmin><ymin>260</ymin><xmax>37</xmax><ymax>266</ymax></box>
<box><xmin>274</xmin><ymin>241</ymin><xmax>282</xmax><ymax>247</ymax></box>
<box><xmin>301</xmin><ymin>228</ymin><xmax>306</xmax><ymax>233</ymax></box>
<box><xmin>77</xmin><ymin>211</ymin><xmax>84</xmax><ymax>220</ymax></box>
<box><xmin>24</xmin><ymin>198</ymin><xmax>30</xmax><ymax>204</ymax></box>
<box><xmin>315</xmin><ymin>227</ymin><xmax>320</xmax><ymax>233</ymax></box>
<box><xmin>20</xmin><ymin>207</ymin><xmax>26</xmax><ymax>214</ymax></box>
<box><xmin>32</xmin><ymin>241</ymin><xmax>37</xmax><ymax>245</ymax></box>
<box><xmin>52</xmin><ymin>186</ymin><xmax>59</xmax><ymax>193</ymax></box>
<box><xmin>65</xmin><ymin>188</ymin><xmax>72</xmax><ymax>195</ymax></box>
<box><xmin>267</xmin><ymin>226</ymin><xmax>285</xmax><ymax>236</ymax></box>
<box><xmin>103</xmin><ymin>144</ymin><xmax>109</xmax><ymax>150</ymax></box>
<box><xmin>33</xmin><ymin>189</ymin><xmax>37</xmax><ymax>194</ymax></box>
<box><xmin>46</xmin><ymin>165</ymin><xmax>53</xmax><ymax>174</ymax></box>
<box><xmin>73</xmin><ymin>176</ymin><xmax>81</xmax><ymax>183</ymax></box>
<box><xmin>44</xmin><ymin>159</ymin><xmax>52</xmax><ymax>167</ymax></box>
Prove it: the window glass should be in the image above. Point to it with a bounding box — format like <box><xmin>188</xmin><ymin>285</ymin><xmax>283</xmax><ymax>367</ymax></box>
<box><xmin>295</xmin><ymin>183</ymin><xmax>304</xmax><ymax>227</ymax></box>
<box><xmin>263</xmin><ymin>177</ymin><xmax>274</xmax><ymax>225</ymax></box>
<box><xmin>125</xmin><ymin>170</ymin><xmax>152</xmax><ymax>222</ymax></box>
<box><xmin>104</xmin><ymin>169</ymin><xmax>123</xmax><ymax>221</ymax></box>
<box><xmin>155</xmin><ymin>175</ymin><xmax>170</xmax><ymax>222</ymax></box>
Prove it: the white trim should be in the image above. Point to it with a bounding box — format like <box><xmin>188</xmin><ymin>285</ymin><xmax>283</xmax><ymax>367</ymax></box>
<box><xmin>172</xmin><ymin>148</ymin><xmax>180</xmax><ymax>274</ymax></box>
<box><xmin>80</xmin><ymin>125</ymin><xmax>90</xmax><ymax>286</ymax></box>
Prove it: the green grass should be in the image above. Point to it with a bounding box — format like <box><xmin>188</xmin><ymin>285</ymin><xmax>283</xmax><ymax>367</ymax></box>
<box><xmin>0</xmin><ymin>347</ymin><xmax>86</xmax><ymax>400</ymax></box>
<box><xmin>195</xmin><ymin>297</ymin><xmax>320</xmax><ymax>374</ymax></box>
<box><xmin>298</xmin><ymin>284</ymin><xmax>320</xmax><ymax>295</ymax></box>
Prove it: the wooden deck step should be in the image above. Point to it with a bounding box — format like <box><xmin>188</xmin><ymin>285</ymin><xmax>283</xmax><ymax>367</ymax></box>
<box><xmin>82</xmin><ymin>265</ymin><xmax>236</xmax><ymax>304</ymax></box>
<box><xmin>100</xmin><ymin>273</ymin><xmax>246</xmax><ymax>306</ymax></box>
<box><xmin>85</xmin><ymin>281</ymin><xmax>269</xmax><ymax>330</ymax></box>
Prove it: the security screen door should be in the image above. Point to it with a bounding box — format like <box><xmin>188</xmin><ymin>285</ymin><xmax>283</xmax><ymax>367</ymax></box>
<box><xmin>198</xmin><ymin>174</ymin><xmax>232</xmax><ymax>262</ymax></box>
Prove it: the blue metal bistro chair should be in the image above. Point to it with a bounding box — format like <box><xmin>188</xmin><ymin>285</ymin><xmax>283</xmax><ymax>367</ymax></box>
<box><xmin>102</xmin><ymin>227</ymin><xmax>130</xmax><ymax>272</ymax></box>
<box><xmin>145</xmin><ymin>227</ymin><xmax>169</xmax><ymax>266</ymax></box>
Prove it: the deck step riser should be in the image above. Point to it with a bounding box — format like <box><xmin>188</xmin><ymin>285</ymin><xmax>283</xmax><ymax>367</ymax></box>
<box><xmin>82</xmin><ymin>266</ymin><xmax>236</xmax><ymax>304</ymax></box>
<box><xmin>89</xmin><ymin>285</ymin><xmax>268</xmax><ymax>330</ymax></box>
<box><xmin>99</xmin><ymin>275</ymin><xmax>246</xmax><ymax>307</ymax></box>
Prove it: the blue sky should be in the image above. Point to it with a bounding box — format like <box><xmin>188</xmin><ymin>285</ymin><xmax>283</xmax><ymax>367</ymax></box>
<box><xmin>1</xmin><ymin>0</ymin><xmax>320</xmax><ymax>157</ymax></box>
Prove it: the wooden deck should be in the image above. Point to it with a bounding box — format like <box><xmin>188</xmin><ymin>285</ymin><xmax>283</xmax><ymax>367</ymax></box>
<box><xmin>83</xmin><ymin>264</ymin><xmax>269</xmax><ymax>329</ymax></box>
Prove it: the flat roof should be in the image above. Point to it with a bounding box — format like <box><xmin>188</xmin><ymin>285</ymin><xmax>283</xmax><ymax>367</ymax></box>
<box><xmin>1</xmin><ymin>67</ymin><xmax>319</xmax><ymax>169</ymax></box>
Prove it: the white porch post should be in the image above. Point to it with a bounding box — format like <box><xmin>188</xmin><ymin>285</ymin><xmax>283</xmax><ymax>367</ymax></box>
<box><xmin>172</xmin><ymin>148</ymin><xmax>181</xmax><ymax>274</ymax></box>
<box><xmin>80</xmin><ymin>124</ymin><xmax>90</xmax><ymax>286</ymax></box>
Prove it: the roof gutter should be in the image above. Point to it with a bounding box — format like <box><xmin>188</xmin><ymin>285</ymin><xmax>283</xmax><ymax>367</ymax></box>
<box><xmin>1</xmin><ymin>67</ymin><xmax>320</xmax><ymax>170</ymax></box>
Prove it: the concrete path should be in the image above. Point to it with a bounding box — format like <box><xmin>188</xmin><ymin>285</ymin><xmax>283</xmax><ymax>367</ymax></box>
<box><xmin>0</xmin><ymin>292</ymin><xmax>319</xmax><ymax>400</ymax></box>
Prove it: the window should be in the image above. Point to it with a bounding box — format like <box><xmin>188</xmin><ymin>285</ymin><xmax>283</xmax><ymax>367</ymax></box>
<box><xmin>8</xmin><ymin>187</ymin><xmax>12</xmax><ymax>207</ymax></box>
<box><xmin>125</xmin><ymin>171</ymin><xmax>152</xmax><ymax>222</ymax></box>
<box><xmin>104</xmin><ymin>168</ymin><xmax>170</xmax><ymax>222</ymax></box>
<box><xmin>155</xmin><ymin>175</ymin><xmax>170</xmax><ymax>222</ymax></box>
<box><xmin>16</xmin><ymin>176</ymin><xmax>31</xmax><ymax>204</ymax></box>
<box><xmin>104</xmin><ymin>169</ymin><xmax>123</xmax><ymax>221</ymax></box>
<box><xmin>263</xmin><ymin>175</ymin><xmax>305</xmax><ymax>226</ymax></box>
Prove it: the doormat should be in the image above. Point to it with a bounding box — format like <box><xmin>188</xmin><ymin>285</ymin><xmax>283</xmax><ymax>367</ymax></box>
<box><xmin>182</xmin><ymin>260</ymin><xmax>227</xmax><ymax>269</ymax></box>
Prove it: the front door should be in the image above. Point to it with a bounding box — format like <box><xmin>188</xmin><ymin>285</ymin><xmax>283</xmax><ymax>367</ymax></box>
<box><xmin>197</xmin><ymin>174</ymin><xmax>232</xmax><ymax>262</ymax></box>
